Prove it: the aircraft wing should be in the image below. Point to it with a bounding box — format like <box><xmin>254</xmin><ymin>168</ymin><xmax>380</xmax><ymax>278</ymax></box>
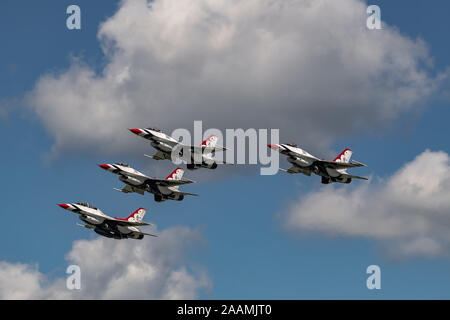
<box><xmin>174</xmin><ymin>191</ymin><xmax>199</xmax><ymax>197</ymax></box>
<box><xmin>316</xmin><ymin>159</ymin><xmax>367</xmax><ymax>169</ymax></box>
<box><xmin>180</xmin><ymin>144</ymin><xmax>228</xmax><ymax>154</ymax></box>
<box><xmin>340</xmin><ymin>173</ymin><xmax>369</xmax><ymax>181</ymax></box>
<box><xmin>145</xmin><ymin>178</ymin><xmax>195</xmax><ymax>187</ymax></box>
<box><xmin>137</xmin><ymin>231</ymin><xmax>158</xmax><ymax>237</ymax></box>
<box><xmin>110</xmin><ymin>219</ymin><xmax>152</xmax><ymax>227</ymax></box>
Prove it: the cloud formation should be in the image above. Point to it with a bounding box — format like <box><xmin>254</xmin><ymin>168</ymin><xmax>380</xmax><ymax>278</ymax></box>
<box><xmin>28</xmin><ymin>0</ymin><xmax>444</xmax><ymax>157</ymax></box>
<box><xmin>0</xmin><ymin>226</ymin><xmax>211</xmax><ymax>299</ymax></box>
<box><xmin>283</xmin><ymin>150</ymin><xmax>450</xmax><ymax>257</ymax></box>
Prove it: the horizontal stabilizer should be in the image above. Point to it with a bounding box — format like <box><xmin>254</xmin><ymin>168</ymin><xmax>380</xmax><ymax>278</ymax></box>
<box><xmin>178</xmin><ymin>191</ymin><xmax>199</xmax><ymax>197</ymax></box>
<box><xmin>350</xmin><ymin>160</ymin><xmax>367</xmax><ymax>167</ymax></box>
<box><xmin>342</xmin><ymin>173</ymin><xmax>368</xmax><ymax>181</ymax></box>
<box><xmin>139</xmin><ymin>232</ymin><xmax>158</xmax><ymax>237</ymax></box>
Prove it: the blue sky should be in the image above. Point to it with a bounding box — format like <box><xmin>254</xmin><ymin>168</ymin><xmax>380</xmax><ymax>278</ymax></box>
<box><xmin>1</xmin><ymin>0</ymin><xmax>450</xmax><ymax>299</ymax></box>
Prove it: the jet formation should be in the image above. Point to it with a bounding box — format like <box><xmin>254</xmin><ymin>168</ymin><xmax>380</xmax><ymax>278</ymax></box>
<box><xmin>59</xmin><ymin>127</ymin><xmax>368</xmax><ymax>239</ymax></box>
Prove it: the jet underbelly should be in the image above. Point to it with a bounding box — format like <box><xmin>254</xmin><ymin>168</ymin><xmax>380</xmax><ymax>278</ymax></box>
<box><xmin>156</xmin><ymin>185</ymin><xmax>173</xmax><ymax>196</ymax></box>
<box><xmin>117</xmin><ymin>225</ymin><xmax>139</xmax><ymax>235</ymax></box>
<box><xmin>79</xmin><ymin>215</ymin><xmax>103</xmax><ymax>225</ymax></box>
<box><xmin>151</xmin><ymin>141</ymin><xmax>173</xmax><ymax>153</ymax></box>
<box><xmin>288</xmin><ymin>156</ymin><xmax>314</xmax><ymax>167</ymax></box>
<box><xmin>119</xmin><ymin>175</ymin><xmax>145</xmax><ymax>186</ymax></box>
<box><xmin>326</xmin><ymin>167</ymin><xmax>341</xmax><ymax>178</ymax></box>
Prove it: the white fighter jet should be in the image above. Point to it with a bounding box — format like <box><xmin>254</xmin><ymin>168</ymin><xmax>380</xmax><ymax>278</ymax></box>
<box><xmin>58</xmin><ymin>202</ymin><xmax>156</xmax><ymax>239</ymax></box>
<box><xmin>99</xmin><ymin>163</ymin><xmax>198</xmax><ymax>202</ymax></box>
<box><xmin>129</xmin><ymin>127</ymin><xmax>228</xmax><ymax>170</ymax></box>
<box><xmin>268</xmin><ymin>143</ymin><xmax>367</xmax><ymax>184</ymax></box>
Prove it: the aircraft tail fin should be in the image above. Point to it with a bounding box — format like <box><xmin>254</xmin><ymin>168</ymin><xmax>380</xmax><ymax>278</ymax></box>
<box><xmin>126</xmin><ymin>208</ymin><xmax>147</xmax><ymax>222</ymax></box>
<box><xmin>166</xmin><ymin>168</ymin><xmax>184</xmax><ymax>180</ymax></box>
<box><xmin>333</xmin><ymin>148</ymin><xmax>353</xmax><ymax>163</ymax></box>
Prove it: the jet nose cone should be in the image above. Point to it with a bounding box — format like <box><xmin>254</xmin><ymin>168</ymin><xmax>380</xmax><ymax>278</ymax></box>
<box><xmin>98</xmin><ymin>164</ymin><xmax>111</xmax><ymax>170</ymax></box>
<box><xmin>268</xmin><ymin>144</ymin><xmax>280</xmax><ymax>150</ymax></box>
<box><xmin>58</xmin><ymin>203</ymin><xmax>70</xmax><ymax>209</ymax></box>
<box><xmin>129</xmin><ymin>128</ymin><xmax>142</xmax><ymax>135</ymax></box>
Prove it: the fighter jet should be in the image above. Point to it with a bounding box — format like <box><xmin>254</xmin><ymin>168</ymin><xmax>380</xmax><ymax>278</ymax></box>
<box><xmin>268</xmin><ymin>143</ymin><xmax>367</xmax><ymax>184</ymax></box>
<box><xmin>99</xmin><ymin>163</ymin><xmax>198</xmax><ymax>202</ymax></box>
<box><xmin>128</xmin><ymin>127</ymin><xmax>228</xmax><ymax>170</ymax></box>
<box><xmin>58</xmin><ymin>202</ymin><xmax>156</xmax><ymax>239</ymax></box>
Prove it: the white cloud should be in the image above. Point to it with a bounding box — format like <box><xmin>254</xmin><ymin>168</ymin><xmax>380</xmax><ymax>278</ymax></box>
<box><xmin>28</xmin><ymin>0</ymin><xmax>444</xmax><ymax>158</ymax></box>
<box><xmin>282</xmin><ymin>150</ymin><xmax>450</xmax><ymax>258</ymax></box>
<box><xmin>0</xmin><ymin>226</ymin><xmax>211</xmax><ymax>299</ymax></box>
<box><xmin>0</xmin><ymin>262</ymin><xmax>59</xmax><ymax>299</ymax></box>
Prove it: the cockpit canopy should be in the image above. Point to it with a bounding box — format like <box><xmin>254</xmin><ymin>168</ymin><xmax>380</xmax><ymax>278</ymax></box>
<box><xmin>116</xmin><ymin>162</ymin><xmax>129</xmax><ymax>167</ymax></box>
<box><xmin>146</xmin><ymin>127</ymin><xmax>161</xmax><ymax>132</ymax></box>
<box><xmin>286</xmin><ymin>142</ymin><xmax>298</xmax><ymax>147</ymax></box>
<box><xmin>76</xmin><ymin>202</ymin><xmax>98</xmax><ymax>210</ymax></box>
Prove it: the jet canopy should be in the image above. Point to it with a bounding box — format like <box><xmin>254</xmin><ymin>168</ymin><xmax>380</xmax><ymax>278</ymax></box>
<box><xmin>146</xmin><ymin>127</ymin><xmax>161</xmax><ymax>132</ymax></box>
<box><xmin>286</xmin><ymin>142</ymin><xmax>298</xmax><ymax>147</ymax></box>
<box><xmin>76</xmin><ymin>202</ymin><xmax>98</xmax><ymax>210</ymax></box>
<box><xmin>116</xmin><ymin>162</ymin><xmax>129</xmax><ymax>167</ymax></box>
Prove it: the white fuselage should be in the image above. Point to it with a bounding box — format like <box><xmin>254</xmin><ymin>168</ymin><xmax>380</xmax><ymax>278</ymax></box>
<box><xmin>131</xmin><ymin>128</ymin><xmax>218</xmax><ymax>169</ymax></box>
<box><xmin>104</xmin><ymin>164</ymin><xmax>182</xmax><ymax>199</ymax></box>
<box><xmin>60</xmin><ymin>203</ymin><xmax>141</xmax><ymax>239</ymax></box>
<box><xmin>275</xmin><ymin>144</ymin><xmax>351</xmax><ymax>183</ymax></box>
